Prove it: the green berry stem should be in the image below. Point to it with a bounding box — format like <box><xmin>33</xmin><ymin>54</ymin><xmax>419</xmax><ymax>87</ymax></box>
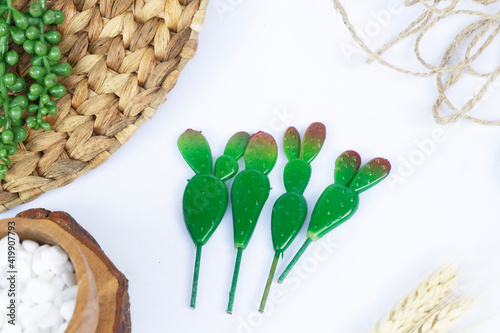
<box><xmin>258</xmin><ymin>251</ymin><xmax>280</xmax><ymax>313</ymax></box>
<box><xmin>277</xmin><ymin>238</ymin><xmax>312</xmax><ymax>284</ymax></box>
<box><xmin>226</xmin><ymin>248</ymin><xmax>243</xmax><ymax>315</ymax></box>
<box><xmin>190</xmin><ymin>243</ymin><xmax>202</xmax><ymax>309</ymax></box>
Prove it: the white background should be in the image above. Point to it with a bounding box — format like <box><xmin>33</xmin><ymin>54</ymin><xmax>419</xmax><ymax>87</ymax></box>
<box><xmin>4</xmin><ymin>0</ymin><xmax>500</xmax><ymax>332</ymax></box>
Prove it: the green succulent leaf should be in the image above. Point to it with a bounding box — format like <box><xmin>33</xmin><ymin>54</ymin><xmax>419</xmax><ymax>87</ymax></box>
<box><xmin>334</xmin><ymin>150</ymin><xmax>361</xmax><ymax>186</ymax></box>
<box><xmin>283</xmin><ymin>158</ymin><xmax>311</xmax><ymax>195</ymax></box>
<box><xmin>349</xmin><ymin>158</ymin><xmax>391</xmax><ymax>193</ymax></box>
<box><xmin>214</xmin><ymin>155</ymin><xmax>238</xmax><ymax>181</ymax></box>
<box><xmin>178</xmin><ymin>129</ymin><xmax>213</xmax><ymax>175</ymax></box>
<box><xmin>271</xmin><ymin>192</ymin><xmax>308</xmax><ymax>253</ymax></box>
<box><xmin>283</xmin><ymin>126</ymin><xmax>300</xmax><ymax>161</ymax></box>
<box><xmin>300</xmin><ymin>122</ymin><xmax>326</xmax><ymax>163</ymax></box>
<box><xmin>244</xmin><ymin>131</ymin><xmax>278</xmax><ymax>175</ymax></box>
<box><xmin>224</xmin><ymin>131</ymin><xmax>250</xmax><ymax>160</ymax></box>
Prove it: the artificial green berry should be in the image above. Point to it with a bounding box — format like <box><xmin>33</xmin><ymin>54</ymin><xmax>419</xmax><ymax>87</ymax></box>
<box><xmin>48</xmin><ymin>84</ymin><xmax>66</xmax><ymax>98</ymax></box>
<box><xmin>53</xmin><ymin>10</ymin><xmax>64</xmax><ymax>25</ymax></box>
<box><xmin>10</xmin><ymin>27</ymin><xmax>26</xmax><ymax>44</ymax></box>
<box><xmin>29</xmin><ymin>3</ymin><xmax>43</xmax><ymax>18</ymax></box>
<box><xmin>12</xmin><ymin>127</ymin><xmax>27</xmax><ymax>143</ymax></box>
<box><xmin>10</xmin><ymin>78</ymin><xmax>25</xmax><ymax>92</ymax></box>
<box><xmin>40</xmin><ymin>107</ymin><xmax>48</xmax><ymax>115</ymax></box>
<box><xmin>25</xmin><ymin>25</ymin><xmax>41</xmax><ymax>40</ymax></box>
<box><xmin>40</xmin><ymin>121</ymin><xmax>51</xmax><ymax>131</ymax></box>
<box><xmin>31</xmin><ymin>55</ymin><xmax>43</xmax><ymax>66</ymax></box>
<box><xmin>11</xmin><ymin>118</ymin><xmax>23</xmax><ymax>127</ymax></box>
<box><xmin>26</xmin><ymin>117</ymin><xmax>37</xmax><ymax>128</ymax></box>
<box><xmin>0</xmin><ymin>23</ymin><xmax>9</xmax><ymax>37</ymax></box>
<box><xmin>44</xmin><ymin>73</ymin><xmax>58</xmax><ymax>88</ymax></box>
<box><xmin>9</xmin><ymin>106</ymin><xmax>22</xmax><ymax>121</ymax></box>
<box><xmin>53</xmin><ymin>62</ymin><xmax>71</xmax><ymax>76</ymax></box>
<box><xmin>23</xmin><ymin>40</ymin><xmax>36</xmax><ymax>54</ymax></box>
<box><xmin>27</xmin><ymin>104</ymin><xmax>39</xmax><ymax>113</ymax></box>
<box><xmin>42</xmin><ymin>10</ymin><xmax>56</xmax><ymax>25</ymax></box>
<box><xmin>13</xmin><ymin>9</ymin><xmax>29</xmax><ymax>30</ymax></box>
<box><xmin>1</xmin><ymin>130</ymin><xmax>14</xmax><ymax>144</ymax></box>
<box><xmin>46</xmin><ymin>100</ymin><xmax>56</xmax><ymax>108</ymax></box>
<box><xmin>26</xmin><ymin>14</ymin><xmax>40</xmax><ymax>26</ymax></box>
<box><xmin>44</xmin><ymin>30</ymin><xmax>61</xmax><ymax>45</ymax></box>
<box><xmin>27</xmin><ymin>93</ymin><xmax>38</xmax><ymax>101</ymax></box>
<box><xmin>29</xmin><ymin>66</ymin><xmax>47</xmax><ymax>80</ymax></box>
<box><xmin>34</xmin><ymin>41</ymin><xmax>48</xmax><ymax>56</ymax></box>
<box><xmin>47</xmin><ymin>106</ymin><xmax>58</xmax><ymax>115</ymax></box>
<box><xmin>4</xmin><ymin>144</ymin><xmax>16</xmax><ymax>156</ymax></box>
<box><xmin>47</xmin><ymin>46</ymin><xmax>61</xmax><ymax>62</ymax></box>
<box><xmin>3</xmin><ymin>73</ymin><xmax>16</xmax><ymax>87</ymax></box>
<box><xmin>41</xmin><ymin>94</ymin><xmax>50</xmax><ymax>105</ymax></box>
<box><xmin>1</xmin><ymin>156</ymin><xmax>11</xmax><ymax>166</ymax></box>
<box><xmin>10</xmin><ymin>95</ymin><xmax>28</xmax><ymax>109</ymax></box>
<box><xmin>5</xmin><ymin>51</ymin><xmax>18</xmax><ymax>66</ymax></box>
<box><xmin>29</xmin><ymin>83</ymin><xmax>44</xmax><ymax>96</ymax></box>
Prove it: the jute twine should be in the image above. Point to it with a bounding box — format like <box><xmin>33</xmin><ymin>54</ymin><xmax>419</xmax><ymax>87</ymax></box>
<box><xmin>333</xmin><ymin>0</ymin><xmax>500</xmax><ymax>125</ymax></box>
<box><xmin>0</xmin><ymin>0</ymin><xmax>207</xmax><ymax>212</ymax></box>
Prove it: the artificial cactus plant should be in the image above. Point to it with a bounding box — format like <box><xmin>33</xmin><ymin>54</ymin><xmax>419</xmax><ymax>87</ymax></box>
<box><xmin>259</xmin><ymin>122</ymin><xmax>326</xmax><ymax>312</ymax></box>
<box><xmin>178</xmin><ymin>129</ymin><xmax>250</xmax><ymax>309</ymax></box>
<box><xmin>227</xmin><ymin>131</ymin><xmax>278</xmax><ymax>314</ymax></box>
<box><xmin>277</xmin><ymin>150</ymin><xmax>391</xmax><ymax>283</ymax></box>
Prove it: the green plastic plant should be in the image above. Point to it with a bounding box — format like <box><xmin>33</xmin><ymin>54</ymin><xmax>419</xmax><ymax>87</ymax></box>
<box><xmin>227</xmin><ymin>131</ymin><xmax>277</xmax><ymax>314</ymax></box>
<box><xmin>0</xmin><ymin>0</ymin><xmax>70</xmax><ymax>179</ymax></box>
<box><xmin>23</xmin><ymin>1</ymin><xmax>70</xmax><ymax>131</ymax></box>
<box><xmin>277</xmin><ymin>150</ymin><xmax>391</xmax><ymax>283</ymax></box>
<box><xmin>259</xmin><ymin>122</ymin><xmax>326</xmax><ymax>312</ymax></box>
<box><xmin>178</xmin><ymin>129</ymin><xmax>250</xmax><ymax>309</ymax></box>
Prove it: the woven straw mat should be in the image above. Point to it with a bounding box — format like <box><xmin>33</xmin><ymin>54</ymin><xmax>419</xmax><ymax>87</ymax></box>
<box><xmin>0</xmin><ymin>0</ymin><xmax>208</xmax><ymax>212</ymax></box>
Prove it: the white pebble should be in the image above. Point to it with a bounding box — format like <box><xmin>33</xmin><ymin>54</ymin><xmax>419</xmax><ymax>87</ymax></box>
<box><xmin>60</xmin><ymin>285</ymin><xmax>77</xmax><ymax>303</ymax></box>
<box><xmin>60</xmin><ymin>299</ymin><xmax>76</xmax><ymax>321</ymax></box>
<box><xmin>21</xmin><ymin>291</ymin><xmax>36</xmax><ymax>307</ymax></box>
<box><xmin>37</xmin><ymin>304</ymin><xmax>62</xmax><ymax>330</ymax></box>
<box><xmin>41</xmin><ymin>247</ymin><xmax>68</xmax><ymax>267</ymax></box>
<box><xmin>51</xmin><ymin>277</ymin><xmax>65</xmax><ymax>295</ymax></box>
<box><xmin>61</xmin><ymin>272</ymin><xmax>76</xmax><ymax>287</ymax></box>
<box><xmin>52</xmin><ymin>295</ymin><xmax>62</xmax><ymax>307</ymax></box>
<box><xmin>26</xmin><ymin>279</ymin><xmax>57</xmax><ymax>304</ymax></box>
<box><xmin>55</xmin><ymin>322</ymin><xmax>68</xmax><ymax>333</ymax></box>
<box><xmin>38</xmin><ymin>271</ymin><xmax>55</xmax><ymax>283</ymax></box>
<box><xmin>31</xmin><ymin>245</ymin><xmax>50</xmax><ymax>276</ymax></box>
<box><xmin>0</xmin><ymin>236</ymin><xmax>77</xmax><ymax>333</ymax></box>
<box><xmin>49</xmin><ymin>261</ymin><xmax>73</xmax><ymax>276</ymax></box>
<box><xmin>22</xmin><ymin>240</ymin><xmax>39</xmax><ymax>253</ymax></box>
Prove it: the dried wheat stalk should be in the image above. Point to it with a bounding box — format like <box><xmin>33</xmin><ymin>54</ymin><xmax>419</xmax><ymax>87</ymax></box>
<box><xmin>372</xmin><ymin>266</ymin><xmax>471</xmax><ymax>333</ymax></box>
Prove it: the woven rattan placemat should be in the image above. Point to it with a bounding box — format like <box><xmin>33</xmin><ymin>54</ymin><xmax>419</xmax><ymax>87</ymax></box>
<box><xmin>0</xmin><ymin>0</ymin><xmax>207</xmax><ymax>212</ymax></box>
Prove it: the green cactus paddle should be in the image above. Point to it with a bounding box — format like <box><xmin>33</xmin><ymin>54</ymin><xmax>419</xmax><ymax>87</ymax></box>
<box><xmin>277</xmin><ymin>150</ymin><xmax>391</xmax><ymax>283</ymax></box>
<box><xmin>179</xmin><ymin>130</ymin><xmax>250</xmax><ymax>309</ymax></box>
<box><xmin>259</xmin><ymin>123</ymin><xmax>326</xmax><ymax>313</ymax></box>
<box><xmin>227</xmin><ymin>131</ymin><xmax>278</xmax><ymax>314</ymax></box>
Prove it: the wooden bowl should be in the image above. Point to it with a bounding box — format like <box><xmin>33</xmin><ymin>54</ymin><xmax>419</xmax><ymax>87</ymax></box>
<box><xmin>0</xmin><ymin>208</ymin><xmax>130</xmax><ymax>332</ymax></box>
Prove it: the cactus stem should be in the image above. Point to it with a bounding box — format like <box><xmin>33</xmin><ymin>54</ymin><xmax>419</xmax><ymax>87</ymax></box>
<box><xmin>190</xmin><ymin>244</ymin><xmax>202</xmax><ymax>309</ymax></box>
<box><xmin>227</xmin><ymin>248</ymin><xmax>243</xmax><ymax>314</ymax></box>
<box><xmin>278</xmin><ymin>238</ymin><xmax>312</xmax><ymax>283</ymax></box>
<box><xmin>259</xmin><ymin>251</ymin><xmax>280</xmax><ymax>313</ymax></box>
